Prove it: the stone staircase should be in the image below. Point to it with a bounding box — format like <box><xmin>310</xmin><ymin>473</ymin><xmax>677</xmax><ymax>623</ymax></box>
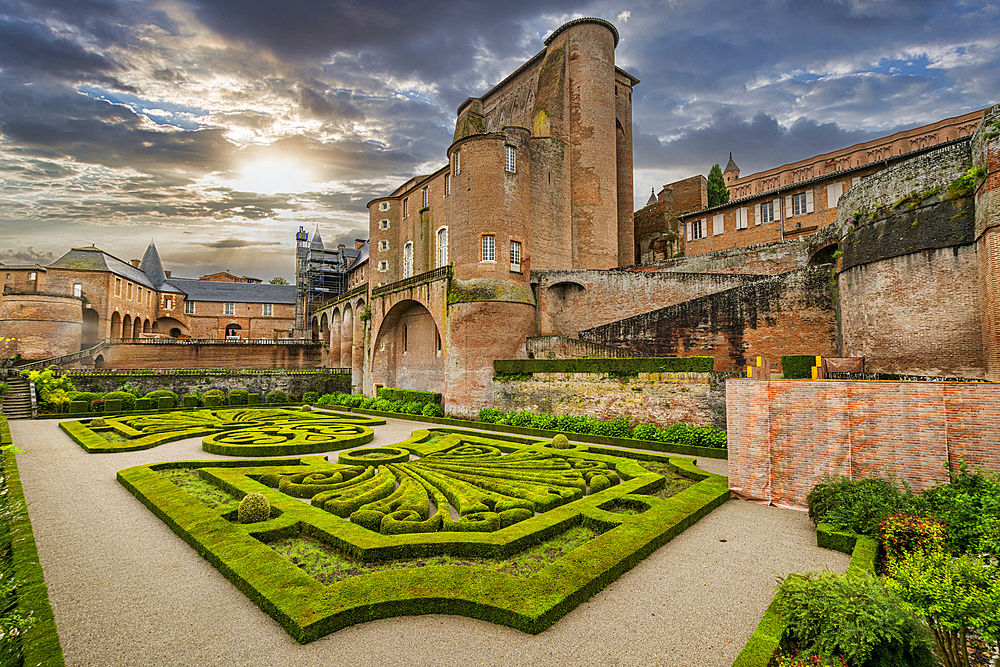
<box><xmin>1</xmin><ymin>376</ymin><xmax>33</xmax><ymax>420</ymax></box>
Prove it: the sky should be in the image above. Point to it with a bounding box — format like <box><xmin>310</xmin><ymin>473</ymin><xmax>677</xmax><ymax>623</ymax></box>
<box><xmin>1</xmin><ymin>0</ymin><xmax>998</xmax><ymax>281</ymax></box>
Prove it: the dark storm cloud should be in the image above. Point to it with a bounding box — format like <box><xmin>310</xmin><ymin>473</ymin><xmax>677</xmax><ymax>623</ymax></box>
<box><xmin>0</xmin><ymin>246</ymin><xmax>57</xmax><ymax>264</ymax></box>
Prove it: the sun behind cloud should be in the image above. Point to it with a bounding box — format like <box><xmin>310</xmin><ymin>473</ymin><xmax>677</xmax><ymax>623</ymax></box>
<box><xmin>230</xmin><ymin>158</ymin><xmax>317</xmax><ymax>195</ymax></box>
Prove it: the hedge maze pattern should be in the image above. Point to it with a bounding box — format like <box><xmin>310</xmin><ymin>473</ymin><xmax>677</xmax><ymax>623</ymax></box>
<box><xmin>60</xmin><ymin>408</ymin><xmax>384</xmax><ymax>455</ymax></box>
<box><xmin>117</xmin><ymin>427</ymin><xmax>730</xmax><ymax>641</ymax></box>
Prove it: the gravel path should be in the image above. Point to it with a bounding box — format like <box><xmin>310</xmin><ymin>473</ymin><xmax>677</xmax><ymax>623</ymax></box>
<box><xmin>10</xmin><ymin>416</ymin><xmax>848</xmax><ymax>667</ymax></box>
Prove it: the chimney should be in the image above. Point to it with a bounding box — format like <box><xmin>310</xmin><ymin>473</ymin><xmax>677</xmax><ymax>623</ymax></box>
<box><xmin>355</xmin><ymin>239</ymin><xmax>366</xmax><ymax>250</ymax></box>
<box><xmin>130</xmin><ymin>259</ymin><xmax>141</xmax><ymax>267</ymax></box>
<box><xmin>338</xmin><ymin>244</ymin><xmax>346</xmax><ymax>250</ymax></box>
<box><xmin>164</xmin><ymin>270</ymin><xmax>172</xmax><ymax>278</ymax></box>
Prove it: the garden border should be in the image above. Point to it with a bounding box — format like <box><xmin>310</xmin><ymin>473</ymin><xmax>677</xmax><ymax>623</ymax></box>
<box><xmin>317</xmin><ymin>406</ymin><xmax>729</xmax><ymax>460</ymax></box>
<box><xmin>117</xmin><ymin>429</ymin><xmax>730</xmax><ymax>642</ymax></box>
<box><xmin>1</xmin><ymin>418</ymin><xmax>65</xmax><ymax>667</ymax></box>
<box><xmin>731</xmin><ymin>523</ymin><xmax>877</xmax><ymax>667</ymax></box>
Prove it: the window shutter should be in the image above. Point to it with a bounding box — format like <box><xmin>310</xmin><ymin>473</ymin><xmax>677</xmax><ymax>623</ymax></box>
<box><xmin>686</xmin><ymin>221</ymin><xmax>692</xmax><ymax>242</ymax></box>
<box><xmin>701</xmin><ymin>219</ymin><xmax>708</xmax><ymax>238</ymax></box>
<box><xmin>754</xmin><ymin>203</ymin><xmax>761</xmax><ymax>225</ymax></box>
<box><xmin>713</xmin><ymin>214</ymin><xmax>724</xmax><ymax>235</ymax></box>
<box><xmin>785</xmin><ymin>195</ymin><xmax>793</xmax><ymax>218</ymax></box>
<box><xmin>827</xmin><ymin>183</ymin><xmax>843</xmax><ymax>208</ymax></box>
<box><xmin>773</xmin><ymin>198</ymin><xmax>782</xmax><ymax>221</ymax></box>
<box><xmin>740</xmin><ymin>207</ymin><xmax>749</xmax><ymax>229</ymax></box>
<box><xmin>806</xmin><ymin>189</ymin><xmax>814</xmax><ymax>213</ymax></box>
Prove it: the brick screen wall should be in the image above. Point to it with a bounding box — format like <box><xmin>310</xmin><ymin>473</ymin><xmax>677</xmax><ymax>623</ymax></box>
<box><xmin>99</xmin><ymin>342</ymin><xmax>323</xmax><ymax>369</ymax></box>
<box><xmin>727</xmin><ymin>379</ymin><xmax>1000</xmax><ymax>509</ymax></box>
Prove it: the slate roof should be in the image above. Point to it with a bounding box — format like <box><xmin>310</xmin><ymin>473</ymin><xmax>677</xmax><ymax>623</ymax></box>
<box><xmin>49</xmin><ymin>246</ymin><xmax>157</xmax><ymax>289</ymax></box>
<box><xmin>349</xmin><ymin>240</ymin><xmax>368</xmax><ymax>269</ymax></box>
<box><xmin>168</xmin><ymin>278</ymin><xmax>295</xmax><ymax>304</ymax></box>
<box><xmin>138</xmin><ymin>242</ymin><xmax>168</xmax><ymax>288</ymax></box>
<box><xmin>725</xmin><ymin>153</ymin><xmax>740</xmax><ymax>173</ymax></box>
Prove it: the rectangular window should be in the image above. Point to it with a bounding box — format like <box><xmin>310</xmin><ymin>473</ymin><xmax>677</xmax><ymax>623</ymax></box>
<box><xmin>736</xmin><ymin>208</ymin><xmax>749</xmax><ymax>230</ymax></box>
<box><xmin>403</xmin><ymin>198</ymin><xmax>409</xmax><ymax>218</ymax></box>
<box><xmin>378</xmin><ymin>260</ymin><xmax>388</xmax><ymax>272</ymax></box>
<box><xmin>262</xmin><ymin>303</ymin><xmax>273</xmax><ymax>317</ymax></box>
<box><xmin>403</xmin><ymin>242</ymin><xmax>413</xmax><ymax>278</ymax></box>
<box><xmin>445</xmin><ymin>173</ymin><xmax>451</xmax><ymax>196</ymax></box>
<box><xmin>379</xmin><ymin>240</ymin><xmax>389</xmax><ymax>251</ymax></box>
<box><xmin>224</xmin><ymin>302</ymin><xmax>234</xmax><ymax>316</ymax></box>
<box><xmin>422</xmin><ymin>187</ymin><xmax>428</xmax><ymax>207</ymax></box>
<box><xmin>73</xmin><ymin>283</ymin><xmax>82</xmax><ymax>297</ymax></box>
<box><xmin>792</xmin><ymin>192</ymin><xmax>807</xmax><ymax>216</ymax></box>
<box><xmin>437</xmin><ymin>227</ymin><xmax>448</xmax><ymax>267</ymax></box>
<box><xmin>115</xmin><ymin>278</ymin><xmax>121</xmax><ymax>295</ymax></box>
<box><xmin>164</xmin><ymin>297</ymin><xmax>173</xmax><ymax>310</ymax></box>
<box><xmin>481</xmin><ymin>235</ymin><xmax>495</xmax><ymax>262</ymax></box>
<box><xmin>760</xmin><ymin>201</ymin><xmax>775</xmax><ymax>224</ymax></box>
<box><xmin>827</xmin><ymin>182</ymin><xmax>844</xmax><ymax>208</ymax></box>
<box><xmin>379</xmin><ymin>219</ymin><xmax>390</xmax><ymax>230</ymax></box>
<box><xmin>713</xmin><ymin>214</ymin><xmax>724</xmax><ymax>236</ymax></box>
<box><xmin>454</xmin><ymin>150</ymin><xmax>461</xmax><ymax>175</ymax></box>
<box><xmin>378</xmin><ymin>201</ymin><xmax>389</xmax><ymax>211</ymax></box>
<box><xmin>28</xmin><ymin>272</ymin><xmax>36</xmax><ymax>281</ymax></box>
<box><xmin>510</xmin><ymin>240</ymin><xmax>522</xmax><ymax>272</ymax></box>
<box><xmin>691</xmin><ymin>219</ymin><xmax>706</xmax><ymax>240</ymax></box>
<box><xmin>127</xmin><ymin>283</ymin><xmax>132</xmax><ymax>300</ymax></box>
<box><xmin>184</xmin><ymin>300</ymin><xmax>195</xmax><ymax>314</ymax></box>
<box><xmin>505</xmin><ymin>144</ymin><xmax>516</xmax><ymax>173</ymax></box>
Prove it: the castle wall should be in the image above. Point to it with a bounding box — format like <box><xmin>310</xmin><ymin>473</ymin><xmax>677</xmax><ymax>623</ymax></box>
<box><xmin>534</xmin><ymin>269</ymin><xmax>766</xmax><ymax>337</ymax></box>
<box><xmin>578</xmin><ymin>267</ymin><xmax>838</xmax><ymax>371</ymax></box>
<box><xmin>631</xmin><ymin>238</ymin><xmax>810</xmax><ymax>276</ymax></box>
<box><xmin>98</xmin><ymin>341</ymin><xmax>322</xmax><ymax>369</ymax></box>
<box><xmin>973</xmin><ymin>105</ymin><xmax>1000</xmax><ymax>379</ymax></box>
<box><xmin>727</xmin><ymin>379</ymin><xmax>1000</xmax><ymax>508</ymax></box>
<box><xmin>838</xmin><ymin>140</ymin><xmax>983</xmax><ymax>377</ymax></box>
<box><xmin>0</xmin><ymin>293</ymin><xmax>83</xmax><ymax>360</ymax></box>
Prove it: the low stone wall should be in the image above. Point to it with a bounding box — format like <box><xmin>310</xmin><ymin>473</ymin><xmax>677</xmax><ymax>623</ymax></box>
<box><xmin>727</xmin><ymin>379</ymin><xmax>1000</xmax><ymax>509</ymax></box>
<box><xmin>92</xmin><ymin>341</ymin><xmax>324</xmax><ymax>370</ymax></box>
<box><xmin>65</xmin><ymin>370</ymin><xmax>349</xmax><ymax>398</ymax></box>
<box><xmin>493</xmin><ymin>372</ymin><xmax>726</xmax><ymax>429</ymax></box>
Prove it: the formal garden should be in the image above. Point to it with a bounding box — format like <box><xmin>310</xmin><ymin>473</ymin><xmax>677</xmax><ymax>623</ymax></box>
<box><xmin>1</xmin><ymin>369</ymin><xmax>997</xmax><ymax>666</ymax></box>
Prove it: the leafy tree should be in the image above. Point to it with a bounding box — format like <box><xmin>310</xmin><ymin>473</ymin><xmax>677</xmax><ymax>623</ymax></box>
<box><xmin>707</xmin><ymin>163</ymin><xmax>730</xmax><ymax>207</ymax></box>
<box><xmin>24</xmin><ymin>365</ymin><xmax>75</xmax><ymax>412</ymax></box>
<box><xmin>269</xmin><ymin>277</ymin><xmax>289</xmax><ymax>284</ymax></box>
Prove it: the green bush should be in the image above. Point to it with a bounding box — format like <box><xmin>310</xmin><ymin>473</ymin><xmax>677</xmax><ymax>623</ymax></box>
<box><xmin>68</xmin><ymin>391</ymin><xmax>101</xmax><ymax>408</ymax></box>
<box><xmin>237</xmin><ymin>493</ymin><xmax>271</xmax><ymax>524</ymax></box>
<box><xmin>102</xmin><ymin>391</ymin><xmax>136</xmax><ymax>411</ymax></box>
<box><xmin>103</xmin><ymin>398</ymin><xmax>122</xmax><ymax>412</ymax></box>
<box><xmin>133</xmin><ymin>398</ymin><xmax>152</xmax><ymax>411</ymax></box>
<box><xmin>203</xmin><ymin>395</ymin><xmax>224</xmax><ymax>408</ymax></box>
<box><xmin>781</xmin><ymin>355</ymin><xmax>818</xmax><ymax>379</ymax></box>
<box><xmin>920</xmin><ymin>463</ymin><xmax>1000</xmax><ymax>555</ymax></box>
<box><xmin>776</xmin><ymin>570</ymin><xmax>937</xmax><ymax>667</ymax></box>
<box><xmin>156</xmin><ymin>397</ymin><xmax>173</xmax><ymax>410</ymax></box>
<box><xmin>807</xmin><ymin>476</ymin><xmax>918</xmax><ymax>537</ymax></box>
<box><xmin>247</xmin><ymin>393</ymin><xmax>260</xmax><ymax>405</ymax></box>
<box><xmin>89</xmin><ymin>398</ymin><xmax>106</xmax><ymax>413</ymax></box>
<box><xmin>377</xmin><ymin>388</ymin><xmax>441</xmax><ymax>405</ymax></box>
<box><xmin>182</xmin><ymin>395</ymin><xmax>200</xmax><ymax>408</ymax></box>
<box><xmin>228</xmin><ymin>389</ymin><xmax>249</xmax><ymax>406</ymax></box>
<box><xmin>143</xmin><ymin>390</ymin><xmax>178</xmax><ymax>404</ymax></box>
<box><xmin>88</xmin><ymin>417</ymin><xmax>107</xmax><ymax>427</ymax></box>
<box><xmin>493</xmin><ymin>356</ymin><xmax>714</xmax><ymax>376</ymax></box>
<box><xmin>478</xmin><ymin>408</ymin><xmax>502</xmax><ymax>423</ymax></box>
<box><xmin>202</xmin><ymin>389</ymin><xmax>226</xmax><ymax>405</ymax></box>
<box><xmin>265</xmin><ymin>391</ymin><xmax>286</xmax><ymax>404</ymax></box>
<box><xmin>303</xmin><ymin>392</ymin><xmax>319</xmax><ymax>404</ymax></box>
<box><xmin>632</xmin><ymin>424</ymin><xmax>659</xmax><ymax>441</ymax></box>
<box><xmin>420</xmin><ymin>402</ymin><xmax>443</xmax><ymax>417</ymax></box>
<box><xmin>401</xmin><ymin>401</ymin><xmax>423</xmax><ymax>415</ymax></box>
<box><xmin>67</xmin><ymin>401</ymin><xmax>89</xmax><ymax>414</ymax></box>
<box><xmin>551</xmin><ymin>434</ymin><xmax>571</xmax><ymax>449</ymax></box>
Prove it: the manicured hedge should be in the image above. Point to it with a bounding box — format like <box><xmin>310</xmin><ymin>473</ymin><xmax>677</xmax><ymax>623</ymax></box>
<box><xmin>1</xmin><ymin>419</ymin><xmax>66</xmax><ymax>667</ymax></box>
<box><xmin>780</xmin><ymin>355</ymin><xmax>817</xmax><ymax>380</ymax></box>
<box><xmin>117</xmin><ymin>429</ymin><xmax>729</xmax><ymax>642</ymax></box>
<box><xmin>376</xmin><ymin>388</ymin><xmax>442</xmax><ymax>406</ymax></box>
<box><xmin>494</xmin><ymin>356</ymin><xmax>715</xmax><ymax>376</ymax></box>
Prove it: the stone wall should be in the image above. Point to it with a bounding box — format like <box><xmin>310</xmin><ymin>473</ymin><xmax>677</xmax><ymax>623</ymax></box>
<box><xmin>578</xmin><ymin>266</ymin><xmax>838</xmax><ymax>371</ymax></box>
<box><xmin>493</xmin><ymin>372</ymin><xmax>725</xmax><ymax>429</ymax></box>
<box><xmin>727</xmin><ymin>379</ymin><xmax>1000</xmax><ymax>509</ymax></box>
<box><xmin>526</xmin><ymin>336</ymin><xmax>640</xmax><ymax>359</ymax></box>
<box><xmin>65</xmin><ymin>370</ymin><xmax>348</xmax><ymax>398</ymax></box>
<box><xmin>630</xmin><ymin>238</ymin><xmax>810</xmax><ymax>276</ymax></box>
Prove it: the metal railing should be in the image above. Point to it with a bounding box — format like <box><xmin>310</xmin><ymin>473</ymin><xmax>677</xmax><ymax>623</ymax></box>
<box><xmin>16</xmin><ymin>341</ymin><xmax>107</xmax><ymax>372</ymax></box>
<box><xmin>371</xmin><ymin>265</ymin><xmax>452</xmax><ymax>298</ymax></box>
<box><xmin>104</xmin><ymin>337</ymin><xmax>319</xmax><ymax>346</ymax></box>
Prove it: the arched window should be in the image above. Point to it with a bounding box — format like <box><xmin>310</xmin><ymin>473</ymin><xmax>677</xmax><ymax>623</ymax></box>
<box><xmin>436</xmin><ymin>227</ymin><xmax>448</xmax><ymax>267</ymax></box>
<box><xmin>403</xmin><ymin>242</ymin><xmax>413</xmax><ymax>278</ymax></box>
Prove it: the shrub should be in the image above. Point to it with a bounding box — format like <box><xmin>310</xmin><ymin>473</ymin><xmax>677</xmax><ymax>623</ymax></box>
<box><xmin>68</xmin><ymin>400</ymin><xmax>89</xmax><ymax>414</ymax></box>
<box><xmin>102</xmin><ymin>391</ymin><xmax>136</xmax><ymax>411</ymax></box>
<box><xmin>182</xmin><ymin>394</ymin><xmax>200</xmax><ymax>408</ymax></box>
<box><xmin>265</xmin><ymin>390</ymin><xmax>286</xmax><ymax>404</ymax></box>
<box><xmin>551</xmin><ymin>434</ymin><xmax>571</xmax><ymax>449</ymax></box>
<box><xmin>478</xmin><ymin>408</ymin><xmax>502</xmax><ymax>423</ymax></box>
<box><xmin>26</xmin><ymin>365</ymin><xmax>76</xmax><ymax>412</ymax></box>
<box><xmin>807</xmin><ymin>476</ymin><xmax>918</xmax><ymax>537</ymax></box>
<box><xmin>238</xmin><ymin>493</ymin><xmax>271</xmax><ymax>524</ymax></box>
<box><xmin>228</xmin><ymin>389</ymin><xmax>249</xmax><ymax>406</ymax></box>
<box><xmin>246</xmin><ymin>393</ymin><xmax>260</xmax><ymax>405</ymax></box>
<box><xmin>144</xmin><ymin>390</ymin><xmax>178</xmax><ymax>405</ymax></box>
<box><xmin>288</xmin><ymin>394</ymin><xmax>301</xmax><ymax>404</ymax></box>
<box><xmin>202</xmin><ymin>389</ymin><xmax>226</xmax><ymax>405</ymax></box>
<box><xmin>133</xmin><ymin>398</ymin><xmax>152</xmax><ymax>411</ymax></box>
<box><xmin>879</xmin><ymin>514</ymin><xmax>947</xmax><ymax>567</ymax></box>
<box><xmin>376</xmin><ymin>388</ymin><xmax>441</xmax><ymax>405</ymax></box>
<box><xmin>531</xmin><ymin>414</ymin><xmax>557</xmax><ymax>430</ymax></box>
<box><xmin>420</xmin><ymin>402</ymin><xmax>443</xmax><ymax>417</ymax></box>
<box><xmin>301</xmin><ymin>405</ymin><xmax>312</xmax><ymax>412</ymax></box>
<box><xmin>103</xmin><ymin>398</ymin><xmax>122</xmax><ymax>412</ymax></box>
<box><xmin>781</xmin><ymin>354</ymin><xmax>818</xmax><ymax>379</ymax></box>
<box><xmin>88</xmin><ymin>417</ymin><xmax>107</xmax><ymax>427</ymax></box>
<box><xmin>156</xmin><ymin>397</ymin><xmax>173</xmax><ymax>410</ymax></box>
<box><xmin>303</xmin><ymin>391</ymin><xmax>319</xmax><ymax>404</ymax></box>
<box><xmin>777</xmin><ymin>570</ymin><xmax>937</xmax><ymax>667</ymax></box>
<box><xmin>920</xmin><ymin>463</ymin><xmax>1000</xmax><ymax>555</ymax></box>
<box><xmin>508</xmin><ymin>411</ymin><xmax>535</xmax><ymax>428</ymax></box>
<box><xmin>402</xmin><ymin>401</ymin><xmax>423</xmax><ymax>415</ymax></box>
<box><xmin>203</xmin><ymin>395</ymin><xmax>224</xmax><ymax>408</ymax></box>
<box><xmin>90</xmin><ymin>398</ymin><xmax>106</xmax><ymax>413</ymax></box>
<box><xmin>632</xmin><ymin>423</ymin><xmax>660</xmax><ymax>441</ymax></box>
<box><xmin>68</xmin><ymin>391</ymin><xmax>101</xmax><ymax>408</ymax></box>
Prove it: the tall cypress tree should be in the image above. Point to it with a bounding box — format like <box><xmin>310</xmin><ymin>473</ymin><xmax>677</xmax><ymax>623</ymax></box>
<box><xmin>707</xmin><ymin>164</ymin><xmax>730</xmax><ymax>207</ymax></box>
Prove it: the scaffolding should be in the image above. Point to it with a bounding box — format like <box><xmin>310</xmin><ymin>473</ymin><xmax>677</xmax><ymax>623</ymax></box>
<box><xmin>294</xmin><ymin>226</ymin><xmax>360</xmax><ymax>339</ymax></box>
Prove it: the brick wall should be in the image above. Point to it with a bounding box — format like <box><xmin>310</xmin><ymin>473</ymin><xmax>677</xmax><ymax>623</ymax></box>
<box><xmin>631</xmin><ymin>238</ymin><xmax>810</xmax><ymax>275</ymax></box>
<box><xmin>973</xmin><ymin>105</ymin><xmax>1000</xmax><ymax>379</ymax></box>
<box><xmin>98</xmin><ymin>342</ymin><xmax>323</xmax><ymax>369</ymax></box>
<box><xmin>727</xmin><ymin>379</ymin><xmax>1000</xmax><ymax>508</ymax></box>
<box><xmin>634</xmin><ymin>175</ymin><xmax>706</xmax><ymax>264</ymax></box>
<box><xmin>579</xmin><ymin>267</ymin><xmax>838</xmax><ymax>371</ymax></box>
<box><xmin>493</xmin><ymin>373</ymin><xmax>723</xmax><ymax>429</ymax></box>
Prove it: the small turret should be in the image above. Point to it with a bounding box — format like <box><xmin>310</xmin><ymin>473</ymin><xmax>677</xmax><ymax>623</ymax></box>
<box><xmin>724</xmin><ymin>153</ymin><xmax>740</xmax><ymax>184</ymax></box>
<box><xmin>646</xmin><ymin>187</ymin><xmax>657</xmax><ymax>206</ymax></box>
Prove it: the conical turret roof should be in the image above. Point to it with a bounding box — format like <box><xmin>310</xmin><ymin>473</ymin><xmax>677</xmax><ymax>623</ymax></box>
<box><xmin>724</xmin><ymin>152</ymin><xmax>739</xmax><ymax>173</ymax></box>
<box><xmin>646</xmin><ymin>188</ymin><xmax>657</xmax><ymax>206</ymax></box>
<box><xmin>139</xmin><ymin>241</ymin><xmax>167</xmax><ymax>287</ymax></box>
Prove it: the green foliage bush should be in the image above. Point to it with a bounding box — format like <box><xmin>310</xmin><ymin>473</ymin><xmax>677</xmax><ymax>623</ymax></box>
<box><xmin>228</xmin><ymin>389</ymin><xmax>248</xmax><ymax>406</ymax></box>
<box><xmin>376</xmin><ymin>388</ymin><xmax>441</xmax><ymax>405</ymax></box>
<box><xmin>67</xmin><ymin>391</ymin><xmax>101</xmax><ymax>408</ymax></box>
<box><xmin>144</xmin><ymin>390</ymin><xmax>177</xmax><ymax>407</ymax></box>
<box><xmin>133</xmin><ymin>398</ymin><xmax>152</xmax><ymax>411</ymax></box>
<box><xmin>420</xmin><ymin>402</ymin><xmax>443</xmax><ymax>417</ymax></box>
<box><xmin>237</xmin><ymin>493</ymin><xmax>271</xmax><ymax>524</ymax></box>
<box><xmin>401</xmin><ymin>401</ymin><xmax>423</xmax><ymax>415</ymax></box>
<box><xmin>776</xmin><ymin>570</ymin><xmax>937</xmax><ymax>667</ymax></box>
<box><xmin>781</xmin><ymin>355</ymin><xmax>817</xmax><ymax>379</ymax></box>
<box><xmin>88</xmin><ymin>417</ymin><xmax>107</xmax><ymax>427</ymax></box>
<box><xmin>551</xmin><ymin>434</ymin><xmax>571</xmax><ymax>449</ymax></box>
<box><xmin>102</xmin><ymin>398</ymin><xmax>121</xmax><ymax>412</ymax></box>
<box><xmin>89</xmin><ymin>398</ymin><xmax>106</xmax><ymax>413</ymax></box>
<box><xmin>493</xmin><ymin>356</ymin><xmax>714</xmax><ymax>376</ymax></box>
<box><xmin>879</xmin><ymin>515</ymin><xmax>947</xmax><ymax>566</ymax></box>
<box><xmin>246</xmin><ymin>393</ymin><xmax>260</xmax><ymax>405</ymax></box>
<box><xmin>67</xmin><ymin>401</ymin><xmax>88</xmax><ymax>414</ymax></box>
<box><xmin>25</xmin><ymin>365</ymin><xmax>76</xmax><ymax>412</ymax></box>
<box><xmin>182</xmin><ymin>395</ymin><xmax>200</xmax><ymax>408</ymax></box>
<box><xmin>156</xmin><ymin>397</ymin><xmax>173</xmax><ymax>410</ymax></box>
<box><xmin>303</xmin><ymin>392</ymin><xmax>319</xmax><ymax>404</ymax></box>
<box><xmin>265</xmin><ymin>390</ymin><xmax>286</xmax><ymax>404</ymax></box>
<box><xmin>807</xmin><ymin>475</ymin><xmax>918</xmax><ymax>537</ymax></box>
<box><xmin>920</xmin><ymin>463</ymin><xmax>1000</xmax><ymax>555</ymax></box>
<box><xmin>102</xmin><ymin>391</ymin><xmax>136</xmax><ymax>411</ymax></box>
<box><xmin>203</xmin><ymin>395</ymin><xmax>224</xmax><ymax>408</ymax></box>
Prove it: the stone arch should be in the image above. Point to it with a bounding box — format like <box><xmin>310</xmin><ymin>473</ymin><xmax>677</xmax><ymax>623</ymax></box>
<box><xmin>311</xmin><ymin>317</ymin><xmax>319</xmax><ymax>342</ymax></box>
<box><xmin>341</xmin><ymin>304</ymin><xmax>354</xmax><ymax>370</ymax></box>
<box><xmin>153</xmin><ymin>317</ymin><xmax>188</xmax><ymax>338</ymax></box>
<box><xmin>808</xmin><ymin>239</ymin><xmax>840</xmax><ymax>266</ymax></box>
<box><xmin>122</xmin><ymin>314</ymin><xmax>132</xmax><ymax>339</ymax></box>
<box><xmin>143</xmin><ymin>319</ymin><xmax>151</xmax><ymax>334</ymax></box>
<box><xmin>110</xmin><ymin>311</ymin><xmax>121</xmax><ymax>339</ymax></box>
<box><xmin>329</xmin><ymin>307</ymin><xmax>342</xmax><ymax>367</ymax></box>
<box><xmin>132</xmin><ymin>317</ymin><xmax>142</xmax><ymax>338</ymax></box>
<box><xmin>540</xmin><ymin>280</ymin><xmax>588</xmax><ymax>337</ymax></box>
<box><xmin>94</xmin><ymin>354</ymin><xmax>105</xmax><ymax>369</ymax></box>
<box><xmin>371</xmin><ymin>299</ymin><xmax>444</xmax><ymax>394</ymax></box>
<box><xmin>225</xmin><ymin>323</ymin><xmax>242</xmax><ymax>338</ymax></box>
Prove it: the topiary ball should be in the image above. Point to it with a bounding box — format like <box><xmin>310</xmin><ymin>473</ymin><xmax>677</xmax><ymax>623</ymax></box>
<box><xmin>551</xmin><ymin>434</ymin><xmax>572</xmax><ymax>449</ymax></box>
<box><xmin>301</xmin><ymin>405</ymin><xmax>312</xmax><ymax>412</ymax></box>
<box><xmin>89</xmin><ymin>417</ymin><xmax>107</xmax><ymax>427</ymax></box>
<box><xmin>238</xmin><ymin>492</ymin><xmax>271</xmax><ymax>524</ymax></box>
